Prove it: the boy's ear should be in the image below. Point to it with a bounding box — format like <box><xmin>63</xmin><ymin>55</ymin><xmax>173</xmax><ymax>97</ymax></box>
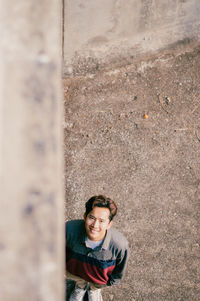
<box><xmin>83</xmin><ymin>213</ymin><xmax>86</xmax><ymax>220</ymax></box>
<box><xmin>107</xmin><ymin>220</ymin><xmax>113</xmax><ymax>229</ymax></box>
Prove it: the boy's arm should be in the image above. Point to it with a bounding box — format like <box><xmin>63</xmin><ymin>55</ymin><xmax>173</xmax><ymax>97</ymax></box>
<box><xmin>107</xmin><ymin>244</ymin><xmax>129</xmax><ymax>286</ymax></box>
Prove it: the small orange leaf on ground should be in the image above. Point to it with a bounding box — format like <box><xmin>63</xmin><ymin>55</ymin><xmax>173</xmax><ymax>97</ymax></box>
<box><xmin>143</xmin><ymin>114</ymin><xmax>148</xmax><ymax>119</ymax></box>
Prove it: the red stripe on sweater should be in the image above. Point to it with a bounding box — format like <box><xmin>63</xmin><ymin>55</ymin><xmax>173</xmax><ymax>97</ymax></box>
<box><xmin>67</xmin><ymin>258</ymin><xmax>116</xmax><ymax>284</ymax></box>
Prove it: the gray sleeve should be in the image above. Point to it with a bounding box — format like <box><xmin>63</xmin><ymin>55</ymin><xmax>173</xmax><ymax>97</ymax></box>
<box><xmin>107</xmin><ymin>243</ymin><xmax>129</xmax><ymax>286</ymax></box>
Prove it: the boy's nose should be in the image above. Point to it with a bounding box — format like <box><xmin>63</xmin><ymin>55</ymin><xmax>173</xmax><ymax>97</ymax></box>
<box><xmin>93</xmin><ymin>219</ymin><xmax>100</xmax><ymax>227</ymax></box>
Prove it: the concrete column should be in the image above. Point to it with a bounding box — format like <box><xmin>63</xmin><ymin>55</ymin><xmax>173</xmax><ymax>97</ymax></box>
<box><xmin>0</xmin><ymin>1</ymin><xmax>64</xmax><ymax>301</ymax></box>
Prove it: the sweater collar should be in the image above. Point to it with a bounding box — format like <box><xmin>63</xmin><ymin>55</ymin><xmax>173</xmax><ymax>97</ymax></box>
<box><xmin>82</xmin><ymin>228</ymin><xmax>111</xmax><ymax>250</ymax></box>
<box><xmin>101</xmin><ymin>228</ymin><xmax>111</xmax><ymax>249</ymax></box>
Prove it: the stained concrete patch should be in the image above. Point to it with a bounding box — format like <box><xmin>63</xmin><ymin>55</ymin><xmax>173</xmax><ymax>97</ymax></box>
<box><xmin>63</xmin><ymin>43</ymin><xmax>200</xmax><ymax>301</ymax></box>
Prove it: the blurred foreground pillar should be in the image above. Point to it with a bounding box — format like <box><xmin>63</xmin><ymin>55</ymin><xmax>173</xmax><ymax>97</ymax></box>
<box><xmin>0</xmin><ymin>1</ymin><xmax>64</xmax><ymax>300</ymax></box>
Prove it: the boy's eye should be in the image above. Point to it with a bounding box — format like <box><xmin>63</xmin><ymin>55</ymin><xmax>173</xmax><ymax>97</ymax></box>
<box><xmin>89</xmin><ymin>215</ymin><xmax>95</xmax><ymax>220</ymax></box>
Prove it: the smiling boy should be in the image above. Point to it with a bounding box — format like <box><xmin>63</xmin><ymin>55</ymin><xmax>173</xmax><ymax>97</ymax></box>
<box><xmin>66</xmin><ymin>195</ymin><xmax>129</xmax><ymax>301</ymax></box>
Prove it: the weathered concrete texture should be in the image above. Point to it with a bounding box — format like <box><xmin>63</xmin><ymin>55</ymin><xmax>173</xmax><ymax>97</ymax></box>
<box><xmin>63</xmin><ymin>41</ymin><xmax>200</xmax><ymax>301</ymax></box>
<box><xmin>63</xmin><ymin>0</ymin><xmax>200</xmax><ymax>75</ymax></box>
<box><xmin>0</xmin><ymin>1</ymin><xmax>64</xmax><ymax>301</ymax></box>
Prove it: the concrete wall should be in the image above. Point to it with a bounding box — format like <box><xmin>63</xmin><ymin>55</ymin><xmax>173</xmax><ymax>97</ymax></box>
<box><xmin>0</xmin><ymin>1</ymin><xmax>64</xmax><ymax>300</ymax></box>
<box><xmin>63</xmin><ymin>0</ymin><xmax>200</xmax><ymax>75</ymax></box>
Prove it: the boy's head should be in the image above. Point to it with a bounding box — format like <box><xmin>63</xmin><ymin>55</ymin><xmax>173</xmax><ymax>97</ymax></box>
<box><xmin>84</xmin><ymin>195</ymin><xmax>118</xmax><ymax>241</ymax></box>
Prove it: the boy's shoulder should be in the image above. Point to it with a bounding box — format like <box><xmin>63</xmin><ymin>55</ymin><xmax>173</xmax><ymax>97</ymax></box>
<box><xmin>66</xmin><ymin>219</ymin><xmax>84</xmax><ymax>232</ymax></box>
<box><xmin>109</xmin><ymin>227</ymin><xmax>129</xmax><ymax>249</ymax></box>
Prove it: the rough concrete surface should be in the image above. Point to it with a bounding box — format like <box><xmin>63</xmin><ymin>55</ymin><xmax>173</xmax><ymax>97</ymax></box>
<box><xmin>63</xmin><ymin>0</ymin><xmax>200</xmax><ymax>75</ymax></box>
<box><xmin>63</xmin><ymin>41</ymin><xmax>200</xmax><ymax>301</ymax></box>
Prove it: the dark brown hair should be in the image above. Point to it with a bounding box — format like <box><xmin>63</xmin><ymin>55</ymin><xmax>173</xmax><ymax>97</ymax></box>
<box><xmin>85</xmin><ymin>195</ymin><xmax>118</xmax><ymax>221</ymax></box>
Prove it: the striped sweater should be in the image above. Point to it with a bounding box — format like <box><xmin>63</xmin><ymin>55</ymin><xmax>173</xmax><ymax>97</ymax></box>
<box><xmin>66</xmin><ymin>220</ymin><xmax>129</xmax><ymax>286</ymax></box>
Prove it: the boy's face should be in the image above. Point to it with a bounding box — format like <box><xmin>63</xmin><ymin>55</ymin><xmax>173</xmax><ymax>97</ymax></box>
<box><xmin>84</xmin><ymin>206</ymin><xmax>113</xmax><ymax>241</ymax></box>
